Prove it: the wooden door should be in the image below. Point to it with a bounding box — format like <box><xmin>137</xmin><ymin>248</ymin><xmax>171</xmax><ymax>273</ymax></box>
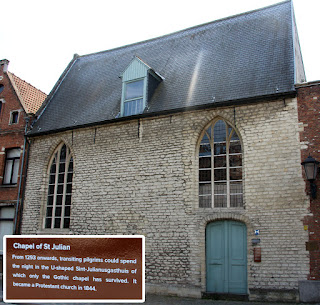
<box><xmin>206</xmin><ymin>220</ymin><xmax>247</xmax><ymax>294</ymax></box>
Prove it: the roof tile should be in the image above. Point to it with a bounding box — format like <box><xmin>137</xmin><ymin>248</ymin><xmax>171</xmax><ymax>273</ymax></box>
<box><xmin>8</xmin><ymin>72</ymin><xmax>47</xmax><ymax>114</ymax></box>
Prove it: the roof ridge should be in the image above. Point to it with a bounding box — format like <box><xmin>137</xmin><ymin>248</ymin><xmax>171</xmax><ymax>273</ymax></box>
<box><xmin>79</xmin><ymin>0</ymin><xmax>291</xmax><ymax>59</ymax></box>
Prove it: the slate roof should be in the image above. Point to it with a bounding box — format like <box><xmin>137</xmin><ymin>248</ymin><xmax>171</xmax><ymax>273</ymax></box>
<box><xmin>8</xmin><ymin>72</ymin><xmax>47</xmax><ymax>114</ymax></box>
<box><xmin>30</xmin><ymin>0</ymin><xmax>304</xmax><ymax>136</ymax></box>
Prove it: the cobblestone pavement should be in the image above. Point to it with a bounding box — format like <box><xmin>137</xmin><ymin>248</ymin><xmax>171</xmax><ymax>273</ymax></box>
<box><xmin>1</xmin><ymin>293</ymin><xmax>319</xmax><ymax>305</ymax></box>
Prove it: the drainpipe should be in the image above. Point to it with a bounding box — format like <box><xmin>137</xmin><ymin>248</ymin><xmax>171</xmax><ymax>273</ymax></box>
<box><xmin>14</xmin><ymin>117</ymin><xmax>29</xmax><ymax>234</ymax></box>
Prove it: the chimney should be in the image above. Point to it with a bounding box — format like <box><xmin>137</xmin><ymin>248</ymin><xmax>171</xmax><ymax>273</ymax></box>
<box><xmin>0</xmin><ymin>59</ymin><xmax>9</xmax><ymax>73</ymax></box>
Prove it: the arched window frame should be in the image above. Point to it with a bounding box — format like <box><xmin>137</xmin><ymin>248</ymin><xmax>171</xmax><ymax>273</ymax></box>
<box><xmin>198</xmin><ymin>119</ymin><xmax>243</xmax><ymax>208</ymax></box>
<box><xmin>44</xmin><ymin>143</ymin><xmax>73</xmax><ymax>229</ymax></box>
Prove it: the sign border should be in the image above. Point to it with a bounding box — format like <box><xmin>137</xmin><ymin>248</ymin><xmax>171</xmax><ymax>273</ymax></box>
<box><xmin>4</xmin><ymin>235</ymin><xmax>145</xmax><ymax>303</ymax></box>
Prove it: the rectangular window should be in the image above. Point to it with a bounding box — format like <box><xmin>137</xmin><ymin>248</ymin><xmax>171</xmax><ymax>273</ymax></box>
<box><xmin>10</xmin><ymin>111</ymin><xmax>19</xmax><ymax>124</ymax></box>
<box><xmin>3</xmin><ymin>148</ymin><xmax>21</xmax><ymax>185</ymax></box>
<box><xmin>123</xmin><ymin>80</ymin><xmax>144</xmax><ymax>116</ymax></box>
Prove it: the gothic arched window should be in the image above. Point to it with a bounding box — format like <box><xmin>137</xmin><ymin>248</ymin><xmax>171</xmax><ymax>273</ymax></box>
<box><xmin>45</xmin><ymin>143</ymin><xmax>73</xmax><ymax>229</ymax></box>
<box><xmin>199</xmin><ymin>120</ymin><xmax>243</xmax><ymax>208</ymax></box>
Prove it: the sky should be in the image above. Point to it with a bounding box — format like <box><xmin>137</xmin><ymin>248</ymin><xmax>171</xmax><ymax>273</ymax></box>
<box><xmin>1</xmin><ymin>0</ymin><xmax>319</xmax><ymax>94</ymax></box>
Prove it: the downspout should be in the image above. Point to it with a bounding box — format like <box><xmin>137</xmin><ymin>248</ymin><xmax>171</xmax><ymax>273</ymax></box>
<box><xmin>14</xmin><ymin>117</ymin><xmax>29</xmax><ymax>234</ymax></box>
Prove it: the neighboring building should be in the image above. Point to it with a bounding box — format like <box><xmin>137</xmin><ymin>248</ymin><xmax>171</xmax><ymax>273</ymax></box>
<box><xmin>0</xmin><ymin>59</ymin><xmax>46</xmax><ymax>268</ymax></box>
<box><xmin>21</xmin><ymin>1</ymin><xmax>310</xmax><ymax>302</ymax></box>
<box><xmin>296</xmin><ymin>81</ymin><xmax>320</xmax><ymax>302</ymax></box>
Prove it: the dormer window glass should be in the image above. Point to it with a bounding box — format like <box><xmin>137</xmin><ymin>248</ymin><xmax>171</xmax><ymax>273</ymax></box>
<box><xmin>124</xmin><ymin>79</ymin><xmax>144</xmax><ymax>116</ymax></box>
<box><xmin>120</xmin><ymin>57</ymin><xmax>162</xmax><ymax>118</ymax></box>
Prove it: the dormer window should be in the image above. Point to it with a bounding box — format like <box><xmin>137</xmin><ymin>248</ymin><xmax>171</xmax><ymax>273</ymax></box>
<box><xmin>124</xmin><ymin>79</ymin><xmax>145</xmax><ymax>116</ymax></box>
<box><xmin>120</xmin><ymin>56</ymin><xmax>162</xmax><ymax>117</ymax></box>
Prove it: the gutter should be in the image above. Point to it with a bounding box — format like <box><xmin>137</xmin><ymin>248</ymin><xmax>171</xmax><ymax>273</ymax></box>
<box><xmin>27</xmin><ymin>90</ymin><xmax>296</xmax><ymax>138</ymax></box>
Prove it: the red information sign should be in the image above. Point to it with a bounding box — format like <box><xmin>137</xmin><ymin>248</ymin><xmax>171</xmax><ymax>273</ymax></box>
<box><xmin>4</xmin><ymin>235</ymin><xmax>145</xmax><ymax>303</ymax></box>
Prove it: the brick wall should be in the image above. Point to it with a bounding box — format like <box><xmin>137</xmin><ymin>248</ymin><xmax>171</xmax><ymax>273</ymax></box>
<box><xmin>297</xmin><ymin>82</ymin><xmax>320</xmax><ymax>281</ymax></box>
<box><xmin>22</xmin><ymin>97</ymin><xmax>309</xmax><ymax>300</ymax></box>
<box><xmin>0</xmin><ymin>64</ymin><xmax>26</xmax><ymax>206</ymax></box>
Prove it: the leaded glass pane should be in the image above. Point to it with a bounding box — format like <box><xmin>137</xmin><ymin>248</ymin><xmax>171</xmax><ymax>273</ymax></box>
<box><xmin>64</xmin><ymin>218</ymin><xmax>70</xmax><ymax>228</ymax></box>
<box><xmin>47</xmin><ymin>196</ymin><xmax>54</xmax><ymax>206</ymax></box>
<box><xmin>59</xmin><ymin>163</ymin><xmax>65</xmax><ymax>173</ymax></box>
<box><xmin>56</xmin><ymin>195</ymin><xmax>63</xmax><ymax>206</ymax></box>
<box><xmin>54</xmin><ymin>218</ymin><xmax>61</xmax><ymax>228</ymax></box>
<box><xmin>58</xmin><ymin>173</ymin><xmax>65</xmax><ymax>183</ymax></box>
<box><xmin>199</xmin><ymin>195</ymin><xmax>211</xmax><ymax>208</ymax></box>
<box><xmin>230</xmin><ymin>181</ymin><xmax>243</xmax><ymax>194</ymax></box>
<box><xmin>55</xmin><ymin>207</ymin><xmax>62</xmax><ymax>217</ymax></box>
<box><xmin>200</xmin><ymin>143</ymin><xmax>211</xmax><ymax>156</ymax></box>
<box><xmin>57</xmin><ymin>184</ymin><xmax>63</xmax><ymax>194</ymax></box>
<box><xmin>65</xmin><ymin>206</ymin><xmax>71</xmax><ymax>217</ymax></box>
<box><xmin>214</xmin><ymin>168</ymin><xmax>226</xmax><ymax>181</ymax></box>
<box><xmin>60</xmin><ymin>145</ymin><xmax>66</xmax><ymax>162</ymax></box>
<box><xmin>229</xmin><ymin>141</ymin><xmax>241</xmax><ymax>154</ymax></box>
<box><xmin>45</xmin><ymin>218</ymin><xmax>52</xmax><ymax>229</ymax></box>
<box><xmin>229</xmin><ymin>154</ymin><xmax>242</xmax><ymax>167</ymax></box>
<box><xmin>49</xmin><ymin>174</ymin><xmax>55</xmax><ymax>184</ymax></box>
<box><xmin>68</xmin><ymin>158</ymin><xmax>73</xmax><ymax>171</ymax></box>
<box><xmin>214</xmin><ymin>195</ymin><xmax>227</xmax><ymax>208</ymax></box>
<box><xmin>65</xmin><ymin>195</ymin><xmax>72</xmax><ymax>205</ymax></box>
<box><xmin>48</xmin><ymin>185</ymin><xmax>55</xmax><ymax>195</ymax></box>
<box><xmin>199</xmin><ymin>157</ymin><xmax>211</xmax><ymax>168</ymax></box>
<box><xmin>231</xmin><ymin>130</ymin><xmax>240</xmax><ymax>141</ymax></box>
<box><xmin>214</xmin><ymin>155</ymin><xmax>226</xmax><ymax>168</ymax></box>
<box><xmin>199</xmin><ymin>183</ymin><xmax>211</xmax><ymax>195</ymax></box>
<box><xmin>66</xmin><ymin>183</ymin><xmax>72</xmax><ymax>194</ymax></box>
<box><xmin>214</xmin><ymin>120</ymin><xmax>226</xmax><ymax>142</ymax></box>
<box><xmin>67</xmin><ymin>173</ymin><xmax>73</xmax><ymax>183</ymax></box>
<box><xmin>230</xmin><ymin>168</ymin><xmax>242</xmax><ymax>180</ymax></box>
<box><xmin>214</xmin><ymin>143</ymin><xmax>226</xmax><ymax>155</ymax></box>
<box><xmin>214</xmin><ymin>182</ymin><xmax>227</xmax><ymax>194</ymax></box>
<box><xmin>230</xmin><ymin>194</ymin><xmax>243</xmax><ymax>207</ymax></box>
<box><xmin>50</xmin><ymin>162</ymin><xmax>56</xmax><ymax>174</ymax></box>
<box><xmin>46</xmin><ymin>207</ymin><xmax>52</xmax><ymax>217</ymax></box>
<box><xmin>206</xmin><ymin>127</ymin><xmax>212</xmax><ymax>139</ymax></box>
<box><xmin>199</xmin><ymin>170</ymin><xmax>211</xmax><ymax>182</ymax></box>
<box><xmin>201</xmin><ymin>133</ymin><xmax>210</xmax><ymax>144</ymax></box>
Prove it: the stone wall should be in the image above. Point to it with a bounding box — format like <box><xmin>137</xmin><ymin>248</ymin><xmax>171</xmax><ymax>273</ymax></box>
<box><xmin>22</xmin><ymin>97</ymin><xmax>309</xmax><ymax>300</ymax></box>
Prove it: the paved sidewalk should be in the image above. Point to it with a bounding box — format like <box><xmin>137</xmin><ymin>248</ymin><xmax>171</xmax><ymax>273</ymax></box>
<box><xmin>1</xmin><ymin>293</ymin><xmax>320</xmax><ymax>305</ymax></box>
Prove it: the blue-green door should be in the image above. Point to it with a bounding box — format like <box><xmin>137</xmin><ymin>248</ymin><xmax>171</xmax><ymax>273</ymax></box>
<box><xmin>206</xmin><ymin>220</ymin><xmax>247</xmax><ymax>294</ymax></box>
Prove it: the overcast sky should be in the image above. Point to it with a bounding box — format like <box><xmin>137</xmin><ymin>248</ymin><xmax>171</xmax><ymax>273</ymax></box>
<box><xmin>1</xmin><ymin>0</ymin><xmax>319</xmax><ymax>94</ymax></box>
